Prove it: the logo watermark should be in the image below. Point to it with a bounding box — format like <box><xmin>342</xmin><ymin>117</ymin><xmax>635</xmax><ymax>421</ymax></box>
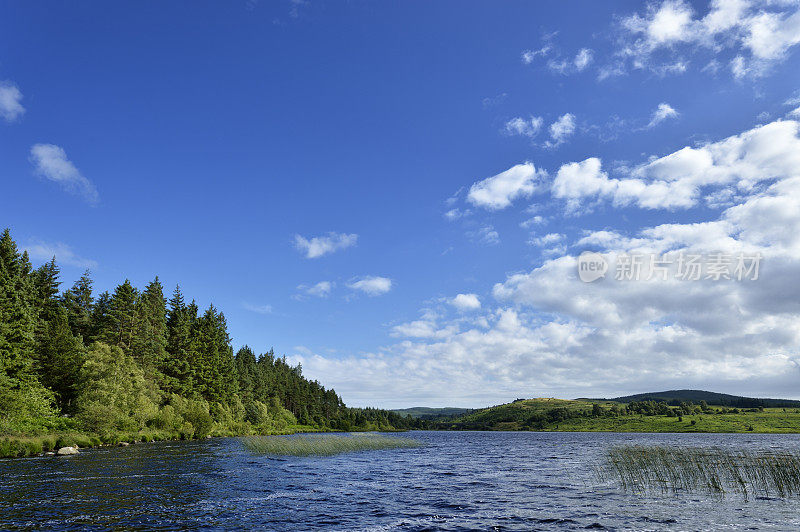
<box><xmin>577</xmin><ymin>251</ymin><xmax>762</xmax><ymax>283</ymax></box>
<box><xmin>577</xmin><ymin>252</ymin><xmax>609</xmax><ymax>282</ymax></box>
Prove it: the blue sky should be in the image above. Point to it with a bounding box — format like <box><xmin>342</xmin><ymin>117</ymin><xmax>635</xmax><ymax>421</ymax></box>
<box><xmin>3</xmin><ymin>1</ymin><xmax>800</xmax><ymax>407</ymax></box>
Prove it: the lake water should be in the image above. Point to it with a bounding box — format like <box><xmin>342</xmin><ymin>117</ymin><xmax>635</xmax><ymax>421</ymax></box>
<box><xmin>2</xmin><ymin>431</ymin><xmax>800</xmax><ymax>530</ymax></box>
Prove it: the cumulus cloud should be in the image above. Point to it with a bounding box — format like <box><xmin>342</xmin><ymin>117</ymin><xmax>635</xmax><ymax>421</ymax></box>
<box><xmin>612</xmin><ymin>0</ymin><xmax>800</xmax><ymax>79</ymax></box>
<box><xmin>23</xmin><ymin>240</ymin><xmax>97</xmax><ymax>269</ymax></box>
<box><xmin>29</xmin><ymin>144</ymin><xmax>99</xmax><ymax>204</ymax></box>
<box><xmin>467</xmin><ymin>163</ymin><xmax>539</xmax><ymax>210</ymax></box>
<box><xmin>289</xmin><ymin>117</ymin><xmax>800</xmax><ymax>407</ymax></box>
<box><xmin>294</xmin><ymin>232</ymin><xmax>357</xmax><ymax>258</ymax></box>
<box><xmin>551</xmin><ymin>120</ymin><xmax>800</xmax><ymax>212</ymax></box>
<box><xmin>348</xmin><ymin>276</ymin><xmax>392</xmax><ymax>296</ymax></box>
<box><xmin>545</xmin><ymin>113</ymin><xmax>576</xmax><ymax>148</ymax></box>
<box><xmin>0</xmin><ymin>82</ymin><xmax>24</xmax><ymax>122</ymax></box>
<box><xmin>504</xmin><ymin>116</ymin><xmax>543</xmax><ymax>138</ymax></box>
<box><xmin>647</xmin><ymin>102</ymin><xmax>679</xmax><ymax>128</ymax></box>
<box><xmin>450</xmin><ymin>293</ymin><xmax>481</xmax><ymax>312</ymax></box>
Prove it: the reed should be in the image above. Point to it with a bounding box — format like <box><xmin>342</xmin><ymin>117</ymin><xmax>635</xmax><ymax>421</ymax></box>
<box><xmin>597</xmin><ymin>445</ymin><xmax>800</xmax><ymax>498</ymax></box>
<box><xmin>241</xmin><ymin>433</ymin><xmax>421</xmax><ymax>456</ymax></box>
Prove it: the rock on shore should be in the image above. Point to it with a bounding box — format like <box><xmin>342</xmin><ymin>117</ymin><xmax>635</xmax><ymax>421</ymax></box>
<box><xmin>56</xmin><ymin>446</ymin><xmax>79</xmax><ymax>455</ymax></box>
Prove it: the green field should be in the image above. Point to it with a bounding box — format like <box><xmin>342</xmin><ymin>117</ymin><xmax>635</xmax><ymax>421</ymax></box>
<box><xmin>436</xmin><ymin>398</ymin><xmax>800</xmax><ymax>433</ymax></box>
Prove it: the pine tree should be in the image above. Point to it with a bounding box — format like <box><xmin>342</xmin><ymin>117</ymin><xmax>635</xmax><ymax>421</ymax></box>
<box><xmin>37</xmin><ymin>308</ymin><xmax>85</xmax><ymax>412</ymax></box>
<box><xmin>89</xmin><ymin>290</ymin><xmax>112</xmax><ymax>343</ymax></box>
<box><xmin>0</xmin><ymin>229</ymin><xmax>54</xmax><ymax>418</ymax></box>
<box><xmin>162</xmin><ymin>286</ymin><xmax>196</xmax><ymax>396</ymax></box>
<box><xmin>31</xmin><ymin>257</ymin><xmax>61</xmax><ymax>325</ymax></box>
<box><xmin>101</xmin><ymin>280</ymin><xmax>138</xmax><ymax>354</ymax></box>
<box><xmin>132</xmin><ymin>276</ymin><xmax>168</xmax><ymax>373</ymax></box>
<box><xmin>194</xmin><ymin>305</ymin><xmax>238</xmax><ymax>403</ymax></box>
<box><xmin>62</xmin><ymin>270</ymin><xmax>94</xmax><ymax>340</ymax></box>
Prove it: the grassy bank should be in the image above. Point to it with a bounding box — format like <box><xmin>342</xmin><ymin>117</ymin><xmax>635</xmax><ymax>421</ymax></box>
<box><xmin>598</xmin><ymin>445</ymin><xmax>800</xmax><ymax>498</ymax></box>
<box><xmin>547</xmin><ymin>409</ymin><xmax>800</xmax><ymax>433</ymax></box>
<box><xmin>0</xmin><ymin>422</ymin><xmax>325</xmax><ymax>459</ymax></box>
<box><xmin>241</xmin><ymin>433</ymin><xmax>421</xmax><ymax>456</ymax></box>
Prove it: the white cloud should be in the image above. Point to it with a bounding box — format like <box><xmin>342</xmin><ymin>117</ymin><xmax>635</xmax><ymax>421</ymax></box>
<box><xmin>23</xmin><ymin>240</ymin><xmax>97</xmax><ymax>269</ymax></box>
<box><xmin>391</xmin><ymin>318</ymin><xmax>458</xmax><ymax>339</ymax></box>
<box><xmin>529</xmin><ymin>232</ymin><xmax>565</xmax><ymax>247</ymax></box>
<box><xmin>348</xmin><ymin>276</ymin><xmax>392</xmax><ymax>296</ymax></box>
<box><xmin>551</xmin><ymin>120</ymin><xmax>800</xmax><ymax>212</ymax></box>
<box><xmin>29</xmin><ymin>144</ymin><xmax>99</xmax><ymax>204</ymax></box>
<box><xmin>289</xmin><ymin>117</ymin><xmax>800</xmax><ymax>407</ymax></box>
<box><xmin>744</xmin><ymin>8</ymin><xmax>800</xmax><ymax>60</ymax></box>
<box><xmin>647</xmin><ymin>102</ymin><xmax>680</xmax><ymax>128</ymax></box>
<box><xmin>0</xmin><ymin>82</ymin><xmax>24</xmax><ymax>122</ymax></box>
<box><xmin>545</xmin><ymin>113</ymin><xmax>576</xmax><ymax>148</ymax></box>
<box><xmin>297</xmin><ymin>280</ymin><xmax>333</xmax><ymax>298</ymax></box>
<box><xmin>574</xmin><ymin>48</ymin><xmax>595</xmax><ymax>70</ymax></box>
<box><xmin>521</xmin><ymin>45</ymin><xmax>551</xmax><ymax>64</ymax></box>
<box><xmin>787</xmin><ymin>106</ymin><xmax>800</xmax><ymax>119</ymax></box>
<box><xmin>243</xmin><ymin>303</ymin><xmax>273</xmax><ymax>314</ymax></box>
<box><xmin>613</xmin><ymin>0</ymin><xmax>800</xmax><ymax>78</ymax></box>
<box><xmin>547</xmin><ymin>48</ymin><xmax>595</xmax><ymax>75</ymax></box>
<box><xmin>504</xmin><ymin>116</ymin><xmax>543</xmax><ymax>138</ymax></box>
<box><xmin>468</xmin><ymin>225</ymin><xmax>501</xmax><ymax>246</ymax></box>
<box><xmin>467</xmin><ymin>162</ymin><xmax>539</xmax><ymax>210</ymax></box>
<box><xmin>623</xmin><ymin>0</ymin><xmax>695</xmax><ymax>45</ymax></box>
<box><xmin>294</xmin><ymin>232</ymin><xmax>357</xmax><ymax>258</ymax></box>
<box><xmin>444</xmin><ymin>208</ymin><xmax>470</xmax><ymax>221</ymax></box>
<box><xmin>450</xmin><ymin>293</ymin><xmax>481</xmax><ymax>312</ymax></box>
<box><xmin>520</xmin><ymin>215</ymin><xmax>547</xmax><ymax>228</ymax></box>
<box><xmin>731</xmin><ymin>55</ymin><xmax>749</xmax><ymax>78</ymax></box>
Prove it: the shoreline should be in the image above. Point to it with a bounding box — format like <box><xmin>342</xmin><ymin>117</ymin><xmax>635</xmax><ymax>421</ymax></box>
<box><xmin>5</xmin><ymin>425</ymin><xmax>800</xmax><ymax>460</ymax></box>
<box><xmin>0</xmin><ymin>425</ymin><xmax>328</xmax><ymax>459</ymax></box>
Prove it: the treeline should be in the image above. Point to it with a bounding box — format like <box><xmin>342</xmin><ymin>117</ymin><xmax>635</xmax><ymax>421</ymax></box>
<box><xmin>0</xmin><ymin>228</ymin><xmax>423</xmax><ymax>443</ymax></box>
<box><xmin>610</xmin><ymin>390</ymin><xmax>800</xmax><ymax>409</ymax></box>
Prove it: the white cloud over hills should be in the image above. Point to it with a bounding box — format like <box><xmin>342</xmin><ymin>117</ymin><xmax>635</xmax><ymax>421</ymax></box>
<box><xmin>291</xmin><ymin>118</ymin><xmax>800</xmax><ymax>408</ymax></box>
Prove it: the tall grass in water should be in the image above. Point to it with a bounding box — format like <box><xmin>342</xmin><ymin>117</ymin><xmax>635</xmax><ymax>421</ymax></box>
<box><xmin>598</xmin><ymin>445</ymin><xmax>800</xmax><ymax>498</ymax></box>
<box><xmin>241</xmin><ymin>433</ymin><xmax>421</xmax><ymax>456</ymax></box>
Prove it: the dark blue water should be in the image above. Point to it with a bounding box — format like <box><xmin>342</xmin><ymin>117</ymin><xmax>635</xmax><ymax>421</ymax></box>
<box><xmin>2</xmin><ymin>431</ymin><xmax>800</xmax><ymax>530</ymax></box>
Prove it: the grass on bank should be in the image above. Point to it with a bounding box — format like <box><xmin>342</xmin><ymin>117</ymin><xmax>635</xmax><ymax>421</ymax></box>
<box><xmin>441</xmin><ymin>398</ymin><xmax>800</xmax><ymax>433</ymax></box>
<box><xmin>550</xmin><ymin>409</ymin><xmax>800</xmax><ymax>433</ymax></box>
<box><xmin>597</xmin><ymin>445</ymin><xmax>800</xmax><ymax>498</ymax></box>
<box><xmin>241</xmin><ymin>433</ymin><xmax>421</xmax><ymax>456</ymax></box>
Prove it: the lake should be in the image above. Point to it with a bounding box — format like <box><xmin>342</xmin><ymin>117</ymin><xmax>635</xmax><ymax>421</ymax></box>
<box><xmin>2</xmin><ymin>431</ymin><xmax>800</xmax><ymax>530</ymax></box>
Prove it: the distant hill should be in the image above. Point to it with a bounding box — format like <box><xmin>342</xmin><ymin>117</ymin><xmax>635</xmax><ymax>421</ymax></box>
<box><xmin>437</xmin><ymin>398</ymin><xmax>612</xmax><ymax>431</ymax></box>
<box><xmin>430</xmin><ymin>395</ymin><xmax>800</xmax><ymax>433</ymax></box>
<box><xmin>596</xmin><ymin>390</ymin><xmax>800</xmax><ymax>409</ymax></box>
<box><xmin>390</xmin><ymin>407</ymin><xmax>473</xmax><ymax>419</ymax></box>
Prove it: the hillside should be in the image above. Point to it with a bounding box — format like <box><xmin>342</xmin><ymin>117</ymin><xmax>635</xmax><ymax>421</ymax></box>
<box><xmin>390</xmin><ymin>407</ymin><xmax>472</xmax><ymax>419</ymax></box>
<box><xmin>601</xmin><ymin>390</ymin><xmax>800</xmax><ymax>408</ymax></box>
<box><xmin>436</xmin><ymin>396</ymin><xmax>800</xmax><ymax>433</ymax></box>
<box><xmin>440</xmin><ymin>398</ymin><xmax>614</xmax><ymax>431</ymax></box>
